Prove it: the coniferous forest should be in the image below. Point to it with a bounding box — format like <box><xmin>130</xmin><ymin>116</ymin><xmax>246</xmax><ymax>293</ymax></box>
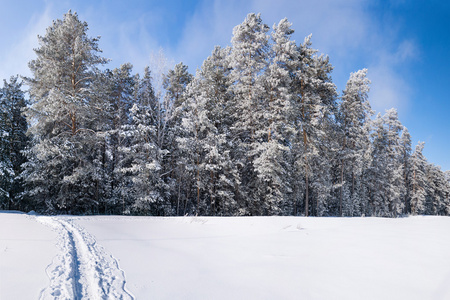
<box><xmin>1</xmin><ymin>11</ymin><xmax>449</xmax><ymax>217</ymax></box>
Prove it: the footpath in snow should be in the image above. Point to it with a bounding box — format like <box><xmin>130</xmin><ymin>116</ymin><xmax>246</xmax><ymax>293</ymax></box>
<box><xmin>2</xmin><ymin>213</ymin><xmax>450</xmax><ymax>299</ymax></box>
<box><xmin>36</xmin><ymin>216</ymin><xmax>134</xmax><ymax>300</ymax></box>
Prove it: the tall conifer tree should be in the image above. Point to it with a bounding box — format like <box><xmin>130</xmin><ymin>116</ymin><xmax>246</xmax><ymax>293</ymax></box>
<box><xmin>0</xmin><ymin>77</ymin><xmax>28</xmax><ymax>210</ymax></box>
<box><xmin>23</xmin><ymin>11</ymin><xmax>108</xmax><ymax>213</ymax></box>
<box><xmin>338</xmin><ymin>69</ymin><xmax>372</xmax><ymax>216</ymax></box>
<box><xmin>229</xmin><ymin>13</ymin><xmax>270</xmax><ymax>215</ymax></box>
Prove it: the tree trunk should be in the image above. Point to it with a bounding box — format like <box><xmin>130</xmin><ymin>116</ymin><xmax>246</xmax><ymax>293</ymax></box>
<box><xmin>305</xmin><ymin>163</ymin><xmax>309</xmax><ymax>217</ymax></box>
<box><xmin>412</xmin><ymin>168</ymin><xmax>416</xmax><ymax>215</ymax></box>
<box><xmin>340</xmin><ymin>159</ymin><xmax>344</xmax><ymax>216</ymax></box>
<box><xmin>196</xmin><ymin>155</ymin><xmax>200</xmax><ymax>215</ymax></box>
<box><xmin>177</xmin><ymin>171</ymin><xmax>182</xmax><ymax>216</ymax></box>
<box><xmin>210</xmin><ymin>169</ymin><xmax>215</xmax><ymax>215</ymax></box>
<box><xmin>352</xmin><ymin>169</ymin><xmax>355</xmax><ymax>215</ymax></box>
<box><xmin>301</xmin><ymin>79</ymin><xmax>309</xmax><ymax>217</ymax></box>
<box><xmin>404</xmin><ymin>159</ymin><xmax>408</xmax><ymax>214</ymax></box>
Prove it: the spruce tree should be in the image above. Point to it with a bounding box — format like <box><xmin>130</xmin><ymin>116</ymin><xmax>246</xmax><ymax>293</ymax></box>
<box><xmin>178</xmin><ymin>46</ymin><xmax>240</xmax><ymax>215</ymax></box>
<box><xmin>0</xmin><ymin>77</ymin><xmax>28</xmax><ymax>210</ymax></box>
<box><xmin>117</xmin><ymin>67</ymin><xmax>169</xmax><ymax>215</ymax></box>
<box><xmin>163</xmin><ymin>62</ymin><xmax>193</xmax><ymax>214</ymax></box>
<box><xmin>103</xmin><ymin>63</ymin><xmax>136</xmax><ymax>214</ymax></box>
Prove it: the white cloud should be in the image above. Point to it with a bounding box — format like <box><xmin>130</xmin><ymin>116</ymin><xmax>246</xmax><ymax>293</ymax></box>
<box><xmin>367</xmin><ymin>39</ymin><xmax>419</xmax><ymax>113</ymax></box>
<box><xmin>368</xmin><ymin>65</ymin><xmax>411</xmax><ymax>113</ymax></box>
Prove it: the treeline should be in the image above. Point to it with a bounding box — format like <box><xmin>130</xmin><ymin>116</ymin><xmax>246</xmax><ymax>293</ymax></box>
<box><xmin>1</xmin><ymin>11</ymin><xmax>449</xmax><ymax>216</ymax></box>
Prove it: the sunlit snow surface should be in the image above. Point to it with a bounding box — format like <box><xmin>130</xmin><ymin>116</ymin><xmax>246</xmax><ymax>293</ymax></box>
<box><xmin>1</xmin><ymin>212</ymin><xmax>450</xmax><ymax>299</ymax></box>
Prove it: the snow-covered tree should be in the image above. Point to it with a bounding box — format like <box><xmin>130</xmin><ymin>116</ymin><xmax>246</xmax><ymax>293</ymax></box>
<box><xmin>338</xmin><ymin>69</ymin><xmax>372</xmax><ymax>216</ymax></box>
<box><xmin>178</xmin><ymin>46</ymin><xmax>239</xmax><ymax>215</ymax></box>
<box><xmin>367</xmin><ymin>109</ymin><xmax>405</xmax><ymax>217</ymax></box>
<box><xmin>23</xmin><ymin>11</ymin><xmax>108</xmax><ymax>213</ymax></box>
<box><xmin>399</xmin><ymin>127</ymin><xmax>412</xmax><ymax>214</ymax></box>
<box><xmin>409</xmin><ymin>142</ymin><xmax>427</xmax><ymax>215</ymax></box>
<box><xmin>0</xmin><ymin>77</ymin><xmax>28</xmax><ymax>209</ymax></box>
<box><xmin>250</xmin><ymin>18</ymin><xmax>298</xmax><ymax>215</ymax></box>
<box><xmin>229</xmin><ymin>13</ymin><xmax>270</xmax><ymax>215</ymax></box>
<box><xmin>118</xmin><ymin>105</ymin><xmax>168</xmax><ymax>215</ymax></box>
<box><xmin>444</xmin><ymin>171</ymin><xmax>450</xmax><ymax>215</ymax></box>
<box><xmin>12</xmin><ymin>10</ymin><xmax>447</xmax><ymax>217</ymax></box>
<box><xmin>367</xmin><ymin>113</ymin><xmax>389</xmax><ymax>215</ymax></box>
<box><xmin>162</xmin><ymin>62</ymin><xmax>193</xmax><ymax>213</ymax></box>
<box><xmin>117</xmin><ymin>67</ymin><xmax>169</xmax><ymax>215</ymax></box>
<box><xmin>383</xmin><ymin>108</ymin><xmax>405</xmax><ymax>216</ymax></box>
<box><xmin>424</xmin><ymin>163</ymin><xmax>449</xmax><ymax>215</ymax></box>
<box><xmin>291</xmin><ymin>35</ymin><xmax>337</xmax><ymax>216</ymax></box>
<box><xmin>0</xmin><ymin>83</ymin><xmax>11</xmax><ymax>207</ymax></box>
<box><xmin>102</xmin><ymin>63</ymin><xmax>137</xmax><ymax>214</ymax></box>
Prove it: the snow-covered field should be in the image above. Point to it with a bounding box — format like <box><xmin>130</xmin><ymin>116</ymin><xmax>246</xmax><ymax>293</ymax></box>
<box><xmin>1</xmin><ymin>212</ymin><xmax>450</xmax><ymax>299</ymax></box>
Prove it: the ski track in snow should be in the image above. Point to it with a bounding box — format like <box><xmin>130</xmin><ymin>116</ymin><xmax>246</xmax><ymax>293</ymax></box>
<box><xmin>36</xmin><ymin>216</ymin><xmax>134</xmax><ymax>300</ymax></box>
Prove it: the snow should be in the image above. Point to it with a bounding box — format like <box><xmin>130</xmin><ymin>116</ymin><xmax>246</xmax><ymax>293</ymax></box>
<box><xmin>0</xmin><ymin>211</ymin><xmax>57</xmax><ymax>300</ymax></box>
<box><xmin>1</xmin><ymin>212</ymin><xmax>450</xmax><ymax>299</ymax></box>
<box><xmin>36</xmin><ymin>216</ymin><xmax>133</xmax><ymax>299</ymax></box>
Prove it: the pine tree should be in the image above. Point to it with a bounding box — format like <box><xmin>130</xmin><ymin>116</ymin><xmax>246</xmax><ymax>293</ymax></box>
<box><xmin>399</xmin><ymin>127</ymin><xmax>412</xmax><ymax>214</ymax></box>
<box><xmin>229</xmin><ymin>13</ymin><xmax>270</xmax><ymax>215</ymax></box>
<box><xmin>367</xmin><ymin>110</ymin><xmax>405</xmax><ymax>217</ymax></box>
<box><xmin>291</xmin><ymin>35</ymin><xmax>337</xmax><ymax>216</ymax></box>
<box><xmin>250</xmin><ymin>18</ymin><xmax>298</xmax><ymax>215</ymax></box>
<box><xmin>424</xmin><ymin>163</ymin><xmax>449</xmax><ymax>215</ymax></box>
<box><xmin>23</xmin><ymin>11</ymin><xmax>108</xmax><ymax>213</ymax></box>
<box><xmin>367</xmin><ymin>113</ymin><xmax>389</xmax><ymax>215</ymax></box>
<box><xmin>410</xmin><ymin>142</ymin><xmax>427</xmax><ymax>215</ymax></box>
<box><xmin>338</xmin><ymin>69</ymin><xmax>372</xmax><ymax>216</ymax></box>
<box><xmin>444</xmin><ymin>171</ymin><xmax>450</xmax><ymax>215</ymax></box>
<box><xmin>383</xmin><ymin>108</ymin><xmax>405</xmax><ymax>216</ymax></box>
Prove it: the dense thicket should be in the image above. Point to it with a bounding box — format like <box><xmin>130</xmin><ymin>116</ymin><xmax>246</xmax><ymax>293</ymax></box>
<box><xmin>1</xmin><ymin>12</ymin><xmax>449</xmax><ymax>216</ymax></box>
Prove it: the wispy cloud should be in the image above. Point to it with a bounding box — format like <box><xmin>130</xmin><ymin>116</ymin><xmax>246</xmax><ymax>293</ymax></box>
<box><xmin>1</xmin><ymin>0</ymin><xmax>419</xmax><ymax>118</ymax></box>
<box><xmin>170</xmin><ymin>0</ymin><xmax>252</xmax><ymax>70</ymax></box>
<box><xmin>170</xmin><ymin>0</ymin><xmax>419</xmax><ymax>115</ymax></box>
<box><xmin>0</xmin><ymin>4</ymin><xmax>52</xmax><ymax>81</ymax></box>
<box><xmin>368</xmin><ymin>39</ymin><xmax>419</xmax><ymax>113</ymax></box>
<box><xmin>368</xmin><ymin>65</ymin><xmax>412</xmax><ymax>114</ymax></box>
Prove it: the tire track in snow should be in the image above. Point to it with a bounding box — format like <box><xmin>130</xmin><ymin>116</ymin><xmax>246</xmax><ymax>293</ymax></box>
<box><xmin>37</xmin><ymin>216</ymin><xmax>134</xmax><ymax>300</ymax></box>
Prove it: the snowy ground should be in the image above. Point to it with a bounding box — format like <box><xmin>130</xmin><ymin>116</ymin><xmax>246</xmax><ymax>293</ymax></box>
<box><xmin>1</xmin><ymin>212</ymin><xmax>450</xmax><ymax>299</ymax></box>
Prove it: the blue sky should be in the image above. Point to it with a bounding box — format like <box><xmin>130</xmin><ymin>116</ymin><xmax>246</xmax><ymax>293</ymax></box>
<box><xmin>1</xmin><ymin>0</ymin><xmax>449</xmax><ymax>170</ymax></box>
